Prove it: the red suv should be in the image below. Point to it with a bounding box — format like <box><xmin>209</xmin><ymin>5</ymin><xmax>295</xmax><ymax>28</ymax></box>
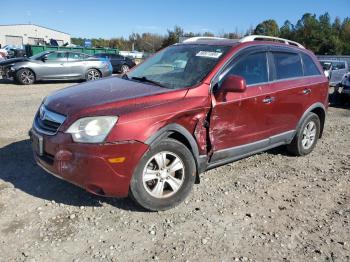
<box><xmin>30</xmin><ymin>35</ymin><xmax>328</xmax><ymax>211</ymax></box>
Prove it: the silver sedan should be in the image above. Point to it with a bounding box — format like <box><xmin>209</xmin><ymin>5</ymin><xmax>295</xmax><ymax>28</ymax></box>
<box><xmin>0</xmin><ymin>51</ymin><xmax>113</xmax><ymax>85</ymax></box>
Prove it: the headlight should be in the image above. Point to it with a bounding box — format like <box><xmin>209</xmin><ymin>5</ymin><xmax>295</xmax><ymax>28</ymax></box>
<box><xmin>66</xmin><ymin>116</ymin><xmax>118</xmax><ymax>143</ymax></box>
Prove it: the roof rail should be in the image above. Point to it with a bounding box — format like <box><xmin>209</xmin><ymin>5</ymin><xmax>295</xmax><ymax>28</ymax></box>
<box><xmin>182</xmin><ymin>36</ymin><xmax>229</xmax><ymax>43</ymax></box>
<box><xmin>240</xmin><ymin>35</ymin><xmax>305</xmax><ymax>49</ymax></box>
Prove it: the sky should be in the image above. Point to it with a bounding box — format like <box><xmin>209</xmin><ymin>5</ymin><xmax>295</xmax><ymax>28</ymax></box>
<box><xmin>1</xmin><ymin>0</ymin><xmax>349</xmax><ymax>39</ymax></box>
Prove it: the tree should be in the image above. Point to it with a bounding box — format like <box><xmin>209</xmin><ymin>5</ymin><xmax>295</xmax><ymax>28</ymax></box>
<box><xmin>254</xmin><ymin>19</ymin><xmax>280</xmax><ymax>36</ymax></box>
<box><xmin>280</xmin><ymin>20</ymin><xmax>294</xmax><ymax>39</ymax></box>
<box><xmin>294</xmin><ymin>13</ymin><xmax>321</xmax><ymax>52</ymax></box>
<box><xmin>222</xmin><ymin>32</ymin><xmax>241</xmax><ymax>39</ymax></box>
<box><xmin>70</xmin><ymin>12</ymin><xmax>350</xmax><ymax>55</ymax></box>
<box><xmin>161</xmin><ymin>26</ymin><xmax>184</xmax><ymax>48</ymax></box>
<box><xmin>71</xmin><ymin>37</ymin><xmax>84</xmax><ymax>46</ymax></box>
<box><xmin>341</xmin><ymin>18</ymin><xmax>350</xmax><ymax>54</ymax></box>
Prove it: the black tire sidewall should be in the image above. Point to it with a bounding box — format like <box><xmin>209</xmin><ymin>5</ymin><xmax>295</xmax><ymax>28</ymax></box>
<box><xmin>130</xmin><ymin>139</ymin><xmax>196</xmax><ymax>211</ymax></box>
<box><xmin>296</xmin><ymin>113</ymin><xmax>320</xmax><ymax>155</ymax></box>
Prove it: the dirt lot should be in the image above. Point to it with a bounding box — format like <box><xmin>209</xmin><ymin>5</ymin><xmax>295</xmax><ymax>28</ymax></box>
<box><xmin>0</xmin><ymin>79</ymin><xmax>349</xmax><ymax>262</ymax></box>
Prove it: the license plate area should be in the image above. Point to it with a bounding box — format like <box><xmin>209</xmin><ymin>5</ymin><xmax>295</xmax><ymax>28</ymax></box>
<box><xmin>31</xmin><ymin>131</ymin><xmax>44</xmax><ymax>156</ymax></box>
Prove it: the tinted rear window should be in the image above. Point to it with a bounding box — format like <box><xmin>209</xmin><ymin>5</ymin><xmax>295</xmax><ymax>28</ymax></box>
<box><xmin>272</xmin><ymin>52</ymin><xmax>303</xmax><ymax>80</ymax></box>
<box><xmin>301</xmin><ymin>53</ymin><xmax>321</xmax><ymax>76</ymax></box>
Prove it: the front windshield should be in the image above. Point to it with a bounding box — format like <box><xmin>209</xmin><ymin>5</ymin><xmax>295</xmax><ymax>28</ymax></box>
<box><xmin>320</xmin><ymin>61</ymin><xmax>332</xmax><ymax>70</ymax></box>
<box><xmin>127</xmin><ymin>44</ymin><xmax>230</xmax><ymax>89</ymax></box>
<box><xmin>30</xmin><ymin>51</ymin><xmax>51</xmax><ymax>60</ymax></box>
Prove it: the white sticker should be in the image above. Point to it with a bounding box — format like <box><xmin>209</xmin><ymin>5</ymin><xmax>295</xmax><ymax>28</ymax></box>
<box><xmin>196</xmin><ymin>51</ymin><xmax>222</xmax><ymax>59</ymax></box>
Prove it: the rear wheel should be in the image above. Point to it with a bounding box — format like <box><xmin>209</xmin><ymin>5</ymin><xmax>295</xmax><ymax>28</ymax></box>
<box><xmin>86</xmin><ymin>69</ymin><xmax>101</xmax><ymax>81</ymax></box>
<box><xmin>120</xmin><ymin>64</ymin><xmax>130</xmax><ymax>74</ymax></box>
<box><xmin>287</xmin><ymin>112</ymin><xmax>320</xmax><ymax>156</ymax></box>
<box><xmin>16</xmin><ymin>69</ymin><xmax>35</xmax><ymax>85</ymax></box>
<box><xmin>130</xmin><ymin>138</ymin><xmax>196</xmax><ymax>211</ymax></box>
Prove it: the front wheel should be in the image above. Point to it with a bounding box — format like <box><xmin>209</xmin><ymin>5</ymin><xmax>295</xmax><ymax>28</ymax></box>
<box><xmin>287</xmin><ymin>112</ymin><xmax>320</xmax><ymax>156</ymax></box>
<box><xmin>129</xmin><ymin>138</ymin><xmax>196</xmax><ymax>211</ymax></box>
<box><xmin>85</xmin><ymin>69</ymin><xmax>101</xmax><ymax>81</ymax></box>
<box><xmin>16</xmin><ymin>69</ymin><xmax>35</xmax><ymax>85</ymax></box>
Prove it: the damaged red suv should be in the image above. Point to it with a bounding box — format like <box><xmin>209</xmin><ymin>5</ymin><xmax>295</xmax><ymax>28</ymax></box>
<box><xmin>30</xmin><ymin>35</ymin><xmax>328</xmax><ymax>211</ymax></box>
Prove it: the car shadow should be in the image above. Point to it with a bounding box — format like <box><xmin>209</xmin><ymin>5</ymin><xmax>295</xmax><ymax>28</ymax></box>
<box><xmin>0</xmin><ymin>78</ymin><xmax>13</xmax><ymax>84</ymax></box>
<box><xmin>265</xmin><ymin>145</ymin><xmax>292</xmax><ymax>156</ymax></box>
<box><xmin>0</xmin><ymin>139</ymin><xmax>145</xmax><ymax>212</ymax></box>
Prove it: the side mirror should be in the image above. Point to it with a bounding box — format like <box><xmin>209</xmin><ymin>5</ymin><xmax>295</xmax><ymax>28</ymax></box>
<box><xmin>221</xmin><ymin>75</ymin><xmax>247</xmax><ymax>93</ymax></box>
<box><xmin>41</xmin><ymin>55</ymin><xmax>48</xmax><ymax>62</ymax></box>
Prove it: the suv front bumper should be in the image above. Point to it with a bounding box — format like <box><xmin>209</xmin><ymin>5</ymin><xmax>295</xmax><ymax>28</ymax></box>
<box><xmin>29</xmin><ymin>128</ymin><xmax>149</xmax><ymax>197</ymax></box>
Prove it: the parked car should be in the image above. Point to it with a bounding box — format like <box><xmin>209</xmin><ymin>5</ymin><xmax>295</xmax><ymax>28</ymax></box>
<box><xmin>93</xmin><ymin>53</ymin><xmax>136</xmax><ymax>73</ymax></box>
<box><xmin>319</xmin><ymin>60</ymin><xmax>349</xmax><ymax>86</ymax></box>
<box><xmin>0</xmin><ymin>45</ymin><xmax>25</xmax><ymax>58</ymax></box>
<box><xmin>30</xmin><ymin>35</ymin><xmax>328</xmax><ymax>211</ymax></box>
<box><xmin>0</xmin><ymin>51</ymin><xmax>112</xmax><ymax>84</ymax></box>
<box><xmin>341</xmin><ymin>73</ymin><xmax>350</xmax><ymax>97</ymax></box>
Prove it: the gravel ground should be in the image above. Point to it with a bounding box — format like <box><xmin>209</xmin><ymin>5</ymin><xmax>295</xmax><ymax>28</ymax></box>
<box><xmin>0</xmin><ymin>80</ymin><xmax>349</xmax><ymax>262</ymax></box>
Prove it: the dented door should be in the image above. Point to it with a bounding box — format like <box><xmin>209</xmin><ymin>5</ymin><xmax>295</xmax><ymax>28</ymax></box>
<box><xmin>209</xmin><ymin>51</ymin><xmax>275</xmax><ymax>152</ymax></box>
<box><xmin>209</xmin><ymin>83</ymin><xmax>273</xmax><ymax>153</ymax></box>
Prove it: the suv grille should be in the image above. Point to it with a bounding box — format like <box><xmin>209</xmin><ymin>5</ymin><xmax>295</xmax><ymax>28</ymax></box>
<box><xmin>34</xmin><ymin>105</ymin><xmax>66</xmax><ymax>135</ymax></box>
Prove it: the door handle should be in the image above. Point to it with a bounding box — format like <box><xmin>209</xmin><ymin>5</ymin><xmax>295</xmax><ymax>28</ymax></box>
<box><xmin>60</xmin><ymin>63</ymin><xmax>65</xmax><ymax>66</ymax></box>
<box><xmin>263</xmin><ymin>96</ymin><xmax>275</xmax><ymax>104</ymax></box>
<box><xmin>303</xmin><ymin>88</ymin><xmax>311</xmax><ymax>94</ymax></box>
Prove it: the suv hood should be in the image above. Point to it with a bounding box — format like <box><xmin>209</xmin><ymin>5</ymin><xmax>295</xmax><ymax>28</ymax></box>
<box><xmin>0</xmin><ymin>57</ymin><xmax>29</xmax><ymax>66</ymax></box>
<box><xmin>44</xmin><ymin>77</ymin><xmax>185</xmax><ymax>117</ymax></box>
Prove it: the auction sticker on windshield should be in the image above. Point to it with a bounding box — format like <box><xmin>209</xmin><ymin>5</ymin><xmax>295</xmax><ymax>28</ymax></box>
<box><xmin>196</xmin><ymin>51</ymin><xmax>223</xmax><ymax>59</ymax></box>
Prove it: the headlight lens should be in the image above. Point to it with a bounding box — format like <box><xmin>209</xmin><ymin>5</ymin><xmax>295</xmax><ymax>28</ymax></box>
<box><xmin>66</xmin><ymin>116</ymin><xmax>118</xmax><ymax>143</ymax></box>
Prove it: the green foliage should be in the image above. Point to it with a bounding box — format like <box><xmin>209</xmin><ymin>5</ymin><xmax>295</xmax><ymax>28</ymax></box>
<box><xmin>71</xmin><ymin>12</ymin><xmax>350</xmax><ymax>55</ymax></box>
<box><xmin>241</xmin><ymin>12</ymin><xmax>350</xmax><ymax>55</ymax></box>
<box><xmin>161</xmin><ymin>26</ymin><xmax>184</xmax><ymax>48</ymax></box>
<box><xmin>254</xmin><ymin>19</ymin><xmax>280</xmax><ymax>36</ymax></box>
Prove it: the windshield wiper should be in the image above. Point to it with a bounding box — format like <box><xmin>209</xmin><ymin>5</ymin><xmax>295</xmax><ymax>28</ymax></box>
<box><xmin>131</xmin><ymin>76</ymin><xmax>165</xmax><ymax>88</ymax></box>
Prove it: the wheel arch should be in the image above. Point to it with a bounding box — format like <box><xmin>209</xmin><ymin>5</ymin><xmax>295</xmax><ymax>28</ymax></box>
<box><xmin>86</xmin><ymin>67</ymin><xmax>102</xmax><ymax>75</ymax></box>
<box><xmin>297</xmin><ymin>103</ymin><xmax>326</xmax><ymax>138</ymax></box>
<box><xmin>16</xmin><ymin>67</ymin><xmax>37</xmax><ymax>77</ymax></box>
<box><xmin>145</xmin><ymin>123</ymin><xmax>206</xmax><ymax>183</ymax></box>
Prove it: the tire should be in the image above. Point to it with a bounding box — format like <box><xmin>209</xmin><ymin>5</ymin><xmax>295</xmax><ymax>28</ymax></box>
<box><xmin>287</xmin><ymin>112</ymin><xmax>320</xmax><ymax>156</ymax></box>
<box><xmin>85</xmin><ymin>69</ymin><xmax>101</xmax><ymax>81</ymax></box>
<box><xmin>120</xmin><ymin>64</ymin><xmax>129</xmax><ymax>74</ymax></box>
<box><xmin>16</xmin><ymin>68</ymin><xmax>35</xmax><ymax>85</ymax></box>
<box><xmin>129</xmin><ymin>138</ymin><xmax>196</xmax><ymax>211</ymax></box>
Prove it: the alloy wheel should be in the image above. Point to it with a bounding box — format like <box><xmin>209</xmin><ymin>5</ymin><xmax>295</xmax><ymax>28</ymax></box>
<box><xmin>142</xmin><ymin>151</ymin><xmax>185</xmax><ymax>199</ymax></box>
<box><xmin>302</xmin><ymin>121</ymin><xmax>317</xmax><ymax>150</ymax></box>
<box><xmin>87</xmin><ymin>70</ymin><xmax>101</xmax><ymax>81</ymax></box>
<box><xmin>20</xmin><ymin>70</ymin><xmax>35</xmax><ymax>84</ymax></box>
<box><xmin>121</xmin><ymin>65</ymin><xmax>129</xmax><ymax>74</ymax></box>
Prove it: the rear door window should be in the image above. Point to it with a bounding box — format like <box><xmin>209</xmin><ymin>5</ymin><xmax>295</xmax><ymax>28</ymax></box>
<box><xmin>301</xmin><ymin>53</ymin><xmax>321</xmax><ymax>76</ymax></box>
<box><xmin>225</xmin><ymin>52</ymin><xmax>268</xmax><ymax>85</ymax></box>
<box><xmin>272</xmin><ymin>52</ymin><xmax>303</xmax><ymax>80</ymax></box>
<box><xmin>68</xmin><ymin>53</ymin><xmax>89</xmax><ymax>61</ymax></box>
<box><xmin>46</xmin><ymin>52</ymin><xmax>67</xmax><ymax>61</ymax></box>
